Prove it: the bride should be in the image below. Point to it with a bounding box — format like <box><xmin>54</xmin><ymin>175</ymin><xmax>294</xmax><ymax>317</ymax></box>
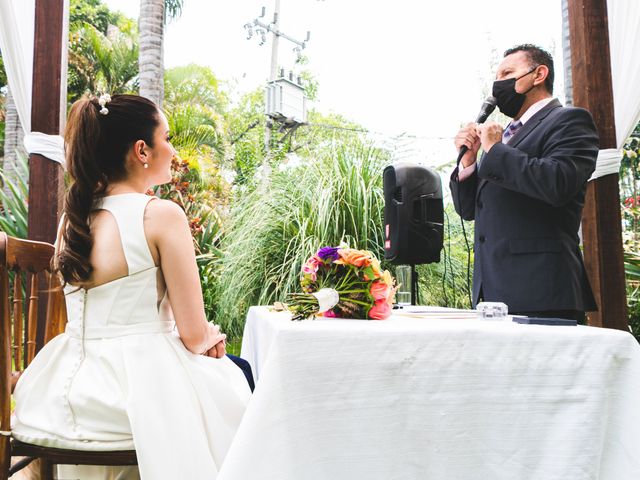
<box><xmin>11</xmin><ymin>94</ymin><xmax>251</xmax><ymax>479</ymax></box>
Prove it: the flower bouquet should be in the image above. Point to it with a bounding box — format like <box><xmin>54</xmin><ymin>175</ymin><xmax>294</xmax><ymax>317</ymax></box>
<box><xmin>286</xmin><ymin>246</ymin><xmax>396</xmax><ymax>320</ymax></box>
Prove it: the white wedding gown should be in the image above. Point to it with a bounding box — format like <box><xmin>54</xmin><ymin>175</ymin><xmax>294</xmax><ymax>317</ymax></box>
<box><xmin>12</xmin><ymin>194</ymin><xmax>251</xmax><ymax>479</ymax></box>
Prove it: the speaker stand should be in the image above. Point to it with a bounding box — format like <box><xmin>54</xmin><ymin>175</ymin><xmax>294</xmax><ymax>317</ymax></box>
<box><xmin>411</xmin><ymin>264</ymin><xmax>419</xmax><ymax>306</ymax></box>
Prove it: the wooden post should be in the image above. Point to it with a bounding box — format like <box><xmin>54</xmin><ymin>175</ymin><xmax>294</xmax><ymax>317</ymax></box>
<box><xmin>28</xmin><ymin>0</ymin><xmax>67</xmax><ymax>244</ymax></box>
<box><xmin>567</xmin><ymin>0</ymin><xmax>628</xmax><ymax>331</ymax></box>
<box><xmin>28</xmin><ymin>0</ymin><xmax>68</xmax><ymax>353</ymax></box>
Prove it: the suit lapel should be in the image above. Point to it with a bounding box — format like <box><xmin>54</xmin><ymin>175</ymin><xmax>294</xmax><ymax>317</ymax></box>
<box><xmin>477</xmin><ymin>153</ymin><xmax>488</xmax><ymax>197</ymax></box>
<box><xmin>475</xmin><ymin>99</ymin><xmax>561</xmax><ymax>199</ymax></box>
<box><xmin>509</xmin><ymin>98</ymin><xmax>561</xmax><ymax>148</ymax></box>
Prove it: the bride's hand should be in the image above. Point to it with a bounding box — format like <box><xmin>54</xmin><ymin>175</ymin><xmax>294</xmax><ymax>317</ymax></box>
<box><xmin>205</xmin><ymin>324</ymin><xmax>226</xmax><ymax>358</ymax></box>
<box><xmin>206</xmin><ymin>338</ymin><xmax>226</xmax><ymax>358</ymax></box>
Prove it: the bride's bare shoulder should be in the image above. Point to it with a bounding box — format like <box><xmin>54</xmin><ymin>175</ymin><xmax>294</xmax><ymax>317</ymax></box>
<box><xmin>144</xmin><ymin>198</ymin><xmax>189</xmax><ymax>234</ymax></box>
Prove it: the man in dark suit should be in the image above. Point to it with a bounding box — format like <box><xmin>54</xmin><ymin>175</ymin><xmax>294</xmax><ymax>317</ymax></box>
<box><xmin>450</xmin><ymin>44</ymin><xmax>598</xmax><ymax>322</ymax></box>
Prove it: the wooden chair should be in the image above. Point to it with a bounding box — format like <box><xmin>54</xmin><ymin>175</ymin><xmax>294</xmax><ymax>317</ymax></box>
<box><xmin>0</xmin><ymin>232</ymin><xmax>137</xmax><ymax>480</ymax></box>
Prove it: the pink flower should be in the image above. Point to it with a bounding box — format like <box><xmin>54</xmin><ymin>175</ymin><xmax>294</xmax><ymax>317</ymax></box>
<box><xmin>370</xmin><ymin>280</ymin><xmax>390</xmax><ymax>302</ymax></box>
<box><xmin>302</xmin><ymin>255</ymin><xmax>322</xmax><ymax>280</ymax></box>
<box><xmin>369</xmin><ymin>299</ymin><xmax>392</xmax><ymax>320</ymax></box>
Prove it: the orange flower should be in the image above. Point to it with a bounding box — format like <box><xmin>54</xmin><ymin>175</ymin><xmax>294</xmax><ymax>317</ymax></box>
<box><xmin>335</xmin><ymin>248</ymin><xmax>372</xmax><ymax>268</ymax></box>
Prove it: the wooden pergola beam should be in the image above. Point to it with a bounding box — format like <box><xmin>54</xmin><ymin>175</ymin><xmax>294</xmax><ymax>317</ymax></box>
<box><xmin>27</xmin><ymin>0</ymin><xmax>66</xmax><ymax>245</ymax></box>
<box><xmin>28</xmin><ymin>0</ymin><xmax>67</xmax><ymax>352</ymax></box>
<box><xmin>568</xmin><ymin>0</ymin><xmax>628</xmax><ymax>330</ymax></box>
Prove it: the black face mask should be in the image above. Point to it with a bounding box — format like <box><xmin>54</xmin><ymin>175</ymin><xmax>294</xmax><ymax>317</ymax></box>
<box><xmin>492</xmin><ymin>68</ymin><xmax>537</xmax><ymax>118</ymax></box>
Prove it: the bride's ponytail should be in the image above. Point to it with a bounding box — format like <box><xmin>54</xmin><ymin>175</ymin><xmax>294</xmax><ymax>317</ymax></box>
<box><xmin>56</xmin><ymin>94</ymin><xmax>160</xmax><ymax>284</ymax></box>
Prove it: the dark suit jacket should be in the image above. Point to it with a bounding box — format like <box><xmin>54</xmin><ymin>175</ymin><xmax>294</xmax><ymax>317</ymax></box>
<box><xmin>449</xmin><ymin>99</ymin><xmax>598</xmax><ymax>312</ymax></box>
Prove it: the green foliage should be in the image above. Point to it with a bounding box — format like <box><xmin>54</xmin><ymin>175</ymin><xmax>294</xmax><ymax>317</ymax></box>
<box><xmin>67</xmin><ymin>0</ymin><xmax>138</xmax><ymax>102</ymax></box>
<box><xmin>0</xmin><ymin>53</ymin><xmax>6</xmax><ymax>88</ymax></box>
<box><xmin>226</xmin><ymin>88</ymin><xmax>266</xmax><ymax>186</ymax></box>
<box><xmin>164</xmin><ymin>0</ymin><xmax>185</xmax><ymax>23</ymax></box>
<box><xmin>69</xmin><ymin>0</ymin><xmax>123</xmax><ymax>34</ymax></box>
<box><xmin>163</xmin><ymin>67</ymin><xmax>234</xmax><ymax>321</ymax></box>
<box><xmin>620</xmin><ymin>122</ymin><xmax>640</xmax><ymax>340</ymax></box>
<box><xmin>0</xmin><ymin>151</ymin><xmax>29</xmax><ymax>239</ymax></box>
<box><xmin>213</xmin><ymin>141</ymin><xmax>390</xmax><ymax>338</ymax></box>
<box><xmin>165</xmin><ymin>64</ymin><xmax>229</xmax><ymax>111</ymax></box>
<box><xmin>295</xmin><ymin>55</ymin><xmax>319</xmax><ymax>101</ymax></box>
<box><xmin>0</xmin><ymin>121</ymin><xmax>4</xmax><ymax>155</ymax></box>
<box><xmin>417</xmin><ymin>205</ymin><xmax>473</xmax><ymax>309</ymax></box>
<box><xmin>68</xmin><ymin>23</ymin><xmax>139</xmax><ymax>102</ymax></box>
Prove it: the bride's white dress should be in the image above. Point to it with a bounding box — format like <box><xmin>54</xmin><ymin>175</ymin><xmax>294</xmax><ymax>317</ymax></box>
<box><xmin>12</xmin><ymin>194</ymin><xmax>251</xmax><ymax>479</ymax></box>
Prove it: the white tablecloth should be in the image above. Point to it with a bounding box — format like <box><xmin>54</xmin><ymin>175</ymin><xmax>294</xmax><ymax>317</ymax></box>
<box><xmin>218</xmin><ymin>306</ymin><xmax>640</xmax><ymax>480</ymax></box>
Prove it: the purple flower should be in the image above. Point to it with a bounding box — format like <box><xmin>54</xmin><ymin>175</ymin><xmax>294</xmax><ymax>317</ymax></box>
<box><xmin>317</xmin><ymin>246</ymin><xmax>340</xmax><ymax>261</ymax></box>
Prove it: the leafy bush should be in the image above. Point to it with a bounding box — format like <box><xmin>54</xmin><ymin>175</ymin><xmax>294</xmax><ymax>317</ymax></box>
<box><xmin>417</xmin><ymin>206</ymin><xmax>473</xmax><ymax>309</ymax></box>
<box><xmin>214</xmin><ymin>141</ymin><xmax>388</xmax><ymax>338</ymax></box>
<box><xmin>0</xmin><ymin>151</ymin><xmax>29</xmax><ymax>239</ymax></box>
<box><xmin>620</xmin><ymin>123</ymin><xmax>640</xmax><ymax>340</ymax></box>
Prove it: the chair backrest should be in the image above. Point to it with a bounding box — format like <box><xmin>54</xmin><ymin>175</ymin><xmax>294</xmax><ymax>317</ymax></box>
<box><xmin>0</xmin><ymin>232</ymin><xmax>67</xmax><ymax>470</ymax></box>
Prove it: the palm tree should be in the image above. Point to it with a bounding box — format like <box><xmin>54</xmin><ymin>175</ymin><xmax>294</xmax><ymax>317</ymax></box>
<box><xmin>2</xmin><ymin>87</ymin><xmax>25</xmax><ymax>194</ymax></box>
<box><xmin>68</xmin><ymin>24</ymin><xmax>139</xmax><ymax>100</ymax></box>
<box><xmin>138</xmin><ymin>0</ymin><xmax>184</xmax><ymax>107</ymax></box>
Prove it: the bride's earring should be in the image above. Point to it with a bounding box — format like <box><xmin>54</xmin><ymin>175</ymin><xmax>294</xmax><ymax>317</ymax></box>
<box><xmin>143</xmin><ymin>163</ymin><xmax>149</xmax><ymax>169</ymax></box>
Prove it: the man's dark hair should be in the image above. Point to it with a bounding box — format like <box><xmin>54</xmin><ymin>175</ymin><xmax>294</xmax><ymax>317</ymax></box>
<box><xmin>504</xmin><ymin>44</ymin><xmax>554</xmax><ymax>94</ymax></box>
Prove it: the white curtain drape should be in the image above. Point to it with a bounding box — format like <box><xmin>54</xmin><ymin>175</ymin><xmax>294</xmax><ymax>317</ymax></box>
<box><xmin>590</xmin><ymin>148</ymin><xmax>624</xmax><ymax>181</ymax></box>
<box><xmin>590</xmin><ymin>0</ymin><xmax>640</xmax><ymax>180</ymax></box>
<box><xmin>0</xmin><ymin>0</ymin><xmax>34</xmax><ymax>132</ymax></box>
<box><xmin>608</xmin><ymin>0</ymin><xmax>640</xmax><ymax>149</ymax></box>
<box><xmin>0</xmin><ymin>0</ymin><xmax>65</xmax><ymax>167</ymax></box>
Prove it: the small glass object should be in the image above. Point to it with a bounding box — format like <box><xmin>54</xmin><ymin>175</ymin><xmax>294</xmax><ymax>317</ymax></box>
<box><xmin>395</xmin><ymin>265</ymin><xmax>412</xmax><ymax>306</ymax></box>
<box><xmin>476</xmin><ymin>302</ymin><xmax>509</xmax><ymax>320</ymax></box>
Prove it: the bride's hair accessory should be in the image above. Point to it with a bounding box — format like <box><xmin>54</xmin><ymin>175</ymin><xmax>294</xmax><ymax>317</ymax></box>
<box><xmin>98</xmin><ymin>93</ymin><xmax>112</xmax><ymax>115</ymax></box>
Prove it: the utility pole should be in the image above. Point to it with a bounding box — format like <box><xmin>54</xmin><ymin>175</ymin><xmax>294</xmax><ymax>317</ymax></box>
<box><xmin>265</xmin><ymin>0</ymin><xmax>281</xmax><ymax>152</ymax></box>
<box><xmin>245</xmin><ymin>2</ymin><xmax>311</xmax><ymax>158</ymax></box>
<box><xmin>269</xmin><ymin>0</ymin><xmax>281</xmax><ymax>82</ymax></box>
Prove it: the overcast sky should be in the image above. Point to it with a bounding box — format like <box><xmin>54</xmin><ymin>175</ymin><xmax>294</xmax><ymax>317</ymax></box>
<box><xmin>104</xmin><ymin>0</ymin><xmax>565</xmax><ymax>165</ymax></box>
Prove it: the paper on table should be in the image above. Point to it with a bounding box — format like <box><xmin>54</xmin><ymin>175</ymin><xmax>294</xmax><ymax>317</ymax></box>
<box><xmin>393</xmin><ymin>306</ymin><xmax>478</xmax><ymax>319</ymax></box>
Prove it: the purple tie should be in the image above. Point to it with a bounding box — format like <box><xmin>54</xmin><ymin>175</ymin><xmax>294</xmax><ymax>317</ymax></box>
<box><xmin>502</xmin><ymin>120</ymin><xmax>522</xmax><ymax>143</ymax></box>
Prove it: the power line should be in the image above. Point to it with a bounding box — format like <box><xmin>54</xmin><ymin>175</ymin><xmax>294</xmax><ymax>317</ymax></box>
<box><xmin>304</xmin><ymin>122</ymin><xmax>454</xmax><ymax>141</ymax></box>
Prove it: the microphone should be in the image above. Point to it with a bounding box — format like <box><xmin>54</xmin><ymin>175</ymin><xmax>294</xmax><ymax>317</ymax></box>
<box><xmin>456</xmin><ymin>96</ymin><xmax>497</xmax><ymax>167</ymax></box>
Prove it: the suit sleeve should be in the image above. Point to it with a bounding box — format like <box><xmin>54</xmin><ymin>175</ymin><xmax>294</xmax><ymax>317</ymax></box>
<box><xmin>449</xmin><ymin>166</ymin><xmax>478</xmax><ymax>221</ymax></box>
<box><xmin>477</xmin><ymin>108</ymin><xmax>599</xmax><ymax>207</ymax></box>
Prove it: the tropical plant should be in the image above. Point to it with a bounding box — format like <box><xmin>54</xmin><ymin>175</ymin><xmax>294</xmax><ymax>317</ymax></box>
<box><xmin>226</xmin><ymin>88</ymin><xmax>266</xmax><ymax>187</ymax></box>
<box><xmin>0</xmin><ymin>151</ymin><xmax>29</xmax><ymax>239</ymax></box>
<box><xmin>1</xmin><ymin>88</ymin><xmax>24</xmax><ymax>193</ymax></box>
<box><xmin>620</xmin><ymin>122</ymin><xmax>640</xmax><ymax>340</ymax></box>
<box><xmin>0</xmin><ymin>53</ymin><xmax>6</xmax><ymax>88</ymax></box>
<box><xmin>416</xmin><ymin>204</ymin><xmax>474</xmax><ymax>310</ymax></box>
<box><xmin>213</xmin><ymin>140</ymin><xmax>390</xmax><ymax>338</ymax></box>
<box><xmin>69</xmin><ymin>0</ymin><xmax>132</xmax><ymax>35</ymax></box>
<box><xmin>0</xmin><ymin>117</ymin><xmax>4</xmax><ymax>156</ymax></box>
<box><xmin>68</xmin><ymin>23</ymin><xmax>139</xmax><ymax>100</ymax></box>
<box><xmin>67</xmin><ymin>0</ymin><xmax>139</xmax><ymax>102</ymax></box>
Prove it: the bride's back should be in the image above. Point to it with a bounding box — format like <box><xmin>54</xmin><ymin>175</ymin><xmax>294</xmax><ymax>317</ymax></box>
<box><xmin>84</xmin><ymin>203</ymin><xmax>161</xmax><ymax>290</ymax></box>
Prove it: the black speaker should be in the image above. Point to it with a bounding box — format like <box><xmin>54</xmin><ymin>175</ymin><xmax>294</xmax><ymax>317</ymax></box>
<box><xmin>383</xmin><ymin>163</ymin><xmax>444</xmax><ymax>265</ymax></box>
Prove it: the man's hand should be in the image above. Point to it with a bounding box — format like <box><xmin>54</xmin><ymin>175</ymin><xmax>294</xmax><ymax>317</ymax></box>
<box><xmin>479</xmin><ymin>122</ymin><xmax>503</xmax><ymax>153</ymax></box>
<box><xmin>454</xmin><ymin>123</ymin><xmax>481</xmax><ymax>168</ymax></box>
